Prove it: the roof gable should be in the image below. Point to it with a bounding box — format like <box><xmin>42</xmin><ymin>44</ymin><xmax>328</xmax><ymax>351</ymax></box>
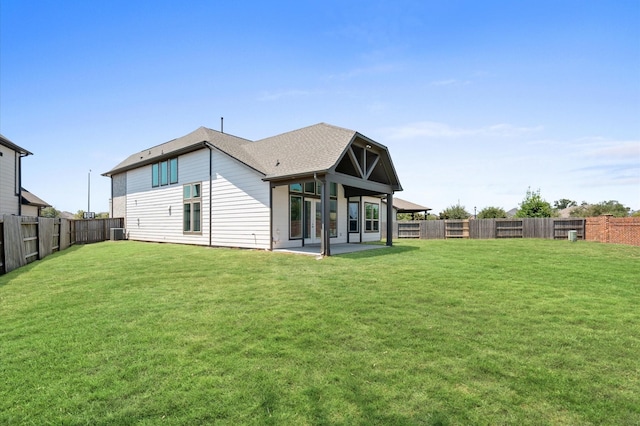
<box><xmin>103</xmin><ymin>123</ymin><xmax>402</xmax><ymax>192</ymax></box>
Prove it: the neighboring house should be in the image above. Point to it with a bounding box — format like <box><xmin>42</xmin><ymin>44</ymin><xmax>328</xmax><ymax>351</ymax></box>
<box><xmin>103</xmin><ymin>123</ymin><xmax>402</xmax><ymax>255</ymax></box>
<box><xmin>60</xmin><ymin>211</ymin><xmax>76</xmax><ymax>220</ymax></box>
<box><xmin>382</xmin><ymin>197</ymin><xmax>431</xmax><ymax>222</ymax></box>
<box><xmin>0</xmin><ymin>133</ymin><xmax>33</xmax><ymax>216</ymax></box>
<box><xmin>21</xmin><ymin>188</ymin><xmax>51</xmax><ymax>217</ymax></box>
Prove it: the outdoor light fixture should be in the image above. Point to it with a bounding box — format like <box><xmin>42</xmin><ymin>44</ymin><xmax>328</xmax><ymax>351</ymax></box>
<box><xmin>366</xmin><ymin>144</ymin><xmax>372</xmax><ymax>149</ymax></box>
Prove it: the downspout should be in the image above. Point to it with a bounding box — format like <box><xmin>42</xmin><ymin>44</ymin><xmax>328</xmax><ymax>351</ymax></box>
<box><xmin>205</xmin><ymin>143</ymin><xmax>214</xmax><ymax>247</ymax></box>
<box><xmin>269</xmin><ymin>185</ymin><xmax>273</xmax><ymax>251</ymax></box>
<box><xmin>17</xmin><ymin>152</ymin><xmax>28</xmax><ymax>216</ymax></box>
<box><xmin>359</xmin><ymin>196</ymin><xmax>363</xmax><ymax>243</ymax></box>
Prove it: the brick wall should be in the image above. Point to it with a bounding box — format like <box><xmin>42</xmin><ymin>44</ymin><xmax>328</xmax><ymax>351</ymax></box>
<box><xmin>585</xmin><ymin>215</ymin><xmax>640</xmax><ymax>246</ymax></box>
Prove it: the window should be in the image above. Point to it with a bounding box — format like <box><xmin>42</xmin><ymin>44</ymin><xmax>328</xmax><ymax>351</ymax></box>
<box><xmin>329</xmin><ymin>182</ymin><xmax>337</xmax><ymax>197</ymax></box>
<box><xmin>290</xmin><ymin>182</ymin><xmax>338</xmax><ymax>238</ymax></box>
<box><xmin>290</xmin><ymin>195</ymin><xmax>302</xmax><ymax>239</ymax></box>
<box><xmin>169</xmin><ymin>158</ymin><xmax>178</xmax><ymax>184</ymax></box>
<box><xmin>304</xmin><ymin>182</ymin><xmax>315</xmax><ymax>194</ymax></box>
<box><xmin>329</xmin><ymin>199</ymin><xmax>337</xmax><ymax>237</ymax></box>
<box><xmin>152</xmin><ymin>163</ymin><xmax>159</xmax><ymax>187</ymax></box>
<box><xmin>183</xmin><ymin>183</ymin><xmax>201</xmax><ymax>233</ymax></box>
<box><xmin>152</xmin><ymin>158</ymin><xmax>178</xmax><ymax>187</ymax></box>
<box><xmin>365</xmin><ymin>202</ymin><xmax>379</xmax><ymax>232</ymax></box>
<box><xmin>349</xmin><ymin>202</ymin><xmax>359</xmax><ymax>232</ymax></box>
<box><xmin>160</xmin><ymin>161</ymin><xmax>168</xmax><ymax>186</ymax></box>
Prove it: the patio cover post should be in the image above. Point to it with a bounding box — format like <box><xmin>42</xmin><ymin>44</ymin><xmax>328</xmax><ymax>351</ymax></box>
<box><xmin>321</xmin><ymin>178</ymin><xmax>331</xmax><ymax>256</ymax></box>
<box><xmin>386</xmin><ymin>192</ymin><xmax>393</xmax><ymax>246</ymax></box>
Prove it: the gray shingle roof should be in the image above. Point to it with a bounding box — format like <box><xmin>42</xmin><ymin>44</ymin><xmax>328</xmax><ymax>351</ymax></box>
<box><xmin>21</xmin><ymin>188</ymin><xmax>50</xmax><ymax>207</ymax></box>
<box><xmin>103</xmin><ymin>123</ymin><xmax>401</xmax><ymax>191</ymax></box>
<box><xmin>384</xmin><ymin>197</ymin><xmax>431</xmax><ymax>212</ymax></box>
<box><xmin>246</xmin><ymin>122</ymin><xmax>357</xmax><ymax>178</ymax></box>
<box><xmin>103</xmin><ymin>127</ymin><xmax>261</xmax><ymax>176</ymax></box>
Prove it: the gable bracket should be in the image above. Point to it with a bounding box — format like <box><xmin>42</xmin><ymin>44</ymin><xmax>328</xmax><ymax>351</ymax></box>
<box><xmin>347</xmin><ymin>147</ymin><xmax>365</xmax><ymax>178</ymax></box>
<box><xmin>364</xmin><ymin>155</ymin><xmax>380</xmax><ymax>180</ymax></box>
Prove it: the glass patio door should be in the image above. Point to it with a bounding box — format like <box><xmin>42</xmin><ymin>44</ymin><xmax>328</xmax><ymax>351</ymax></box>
<box><xmin>304</xmin><ymin>199</ymin><xmax>322</xmax><ymax>244</ymax></box>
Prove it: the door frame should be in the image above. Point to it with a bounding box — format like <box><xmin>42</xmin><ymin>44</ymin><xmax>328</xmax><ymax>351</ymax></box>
<box><xmin>304</xmin><ymin>198</ymin><xmax>322</xmax><ymax>244</ymax></box>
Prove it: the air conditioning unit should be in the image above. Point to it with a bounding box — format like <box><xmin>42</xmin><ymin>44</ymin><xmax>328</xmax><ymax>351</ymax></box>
<box><xmin>110</xmin><ymin>228</ymin><xmax>126</xmax><ymax>241</ymax></box>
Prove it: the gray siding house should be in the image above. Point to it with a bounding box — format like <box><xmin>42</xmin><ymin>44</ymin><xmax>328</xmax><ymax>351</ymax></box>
<box><xmin>103</xmin><ymin>123</ymin><xmax>402</xmax><ymax>255</ymax></box>
<box><xmin>0</xmin><ymin>134</ymin><xmax>32</xmax><ymax>216</ymax></box>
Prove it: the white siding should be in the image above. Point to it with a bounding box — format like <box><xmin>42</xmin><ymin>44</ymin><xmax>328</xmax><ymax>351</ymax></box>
<box><xmin>335</xmin><ymin>184</ymin><xmax>348</xmax><ymax>243</ymax></box>
<box><xmin>0</xmin><ymin>148</ymin><xmax>19</xmax><ymax>215</ymax></box>
<box><xmin>210</xmin><ymin>149</ymin><xmax>270</xmax><ymax>249</ymax></box>
<box><xmin>124</xmin><ymin>148</ymin><xmax>270</xmax><ymax>249</ymax></box>
<box><xmin>380</xmin><ymin>203</ymin><xmax>398</xmax><ymax>224</ymax></box>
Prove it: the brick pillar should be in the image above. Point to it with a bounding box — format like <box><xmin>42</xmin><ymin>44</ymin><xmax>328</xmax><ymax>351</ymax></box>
<box><xmin>604</xmin><ymin>214</ymin><xmax>612</xmax><ymax>243</ymax></box>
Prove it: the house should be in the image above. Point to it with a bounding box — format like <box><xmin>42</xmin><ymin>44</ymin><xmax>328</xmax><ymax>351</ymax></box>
<box><xmin>0</xmin><ymin>133</ymin><xmax>33</xmax><ymax>216</ymax></box>
<box><xmin>20</xmin><ymin>188</ymin><xmax>51</xmax><ymax>217</ymax></box>
<box><xmin>382</xmin><ymin>197</ymin><xmax>431</xmax><ymax>222</ymax></box>
<box><xmin>103</xmin><ymin>123</ymin><xmax>402</xmax><ymax>255</ymax></box>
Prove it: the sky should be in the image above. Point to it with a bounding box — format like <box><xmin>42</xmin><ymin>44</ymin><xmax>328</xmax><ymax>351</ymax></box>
<box><xmin>1</xmin><ymin>0</ymin><xmax>639</xmax><ymax>215</ymax></box>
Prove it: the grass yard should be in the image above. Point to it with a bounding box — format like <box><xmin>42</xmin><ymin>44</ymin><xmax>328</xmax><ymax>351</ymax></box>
<box><xmin>1</xmin><ymin>239</ymin><xmax>638</xmax><ymax>425</ymax></box>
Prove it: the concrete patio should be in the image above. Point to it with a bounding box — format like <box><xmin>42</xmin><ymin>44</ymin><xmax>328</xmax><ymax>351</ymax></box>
<box><xmin>274</xmin><ymin>243</ymin><xmax>389</xmax><ymax>257</ymax></box>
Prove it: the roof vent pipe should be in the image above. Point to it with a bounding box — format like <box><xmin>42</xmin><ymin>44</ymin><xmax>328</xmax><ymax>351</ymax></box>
<box><xmin>221</xmin><ymin>117</ymin><xmax>224</xmax><ymax>133</ymax></box>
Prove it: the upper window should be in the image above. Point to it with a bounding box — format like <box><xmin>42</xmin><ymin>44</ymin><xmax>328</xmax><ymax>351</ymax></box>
<box><xmin>152</xmin><ymin>158</ymin><xmax>178</xmax><ymax>187</ymax></box>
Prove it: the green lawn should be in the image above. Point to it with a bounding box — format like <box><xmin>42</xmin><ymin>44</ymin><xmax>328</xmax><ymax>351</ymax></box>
<box><xmin>1</xmin><ymin>239</ymin><xmax>638</xmax><ymax>425</ymax></box>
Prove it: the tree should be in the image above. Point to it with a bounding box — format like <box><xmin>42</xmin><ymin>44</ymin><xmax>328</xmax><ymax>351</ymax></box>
<box><xmin>40</xmin><ymin>207</ymin><xmax>61</xmax><ymax>218</ymax></box>
<box><xmin>397</xmin><ymin>212</ymin><xmax>426</xmax><ymax>221</ymax></box>
<box><xmin>569</xmin><ymin>200</ymin><xmax>630</xmax><ymax>217</ymax></box>
<box><xmin>553</xmin><ymin>198</ymin><xmax>577</xmax><ymax>210</ymax></box>
<box><xmin>477</xmin><ymin>206</ymin><xmax>507</xmax><ymax>219</ymax></box>
<box><xmin>439</xmin><ymin>204</ymin><xmax>470</xmax><ymax>219</ymax></box>
<box><xmin>515</xmin><ymin>188</ymin><xmax>554</xmax><ymax>218</ymax></box>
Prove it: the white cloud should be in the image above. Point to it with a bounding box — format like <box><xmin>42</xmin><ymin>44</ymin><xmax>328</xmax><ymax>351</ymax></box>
<box><xmin>382</xmin><ymin>121</ymin><xmax>543</xmax><ymax>140</ymax></box>
<box><xmin>579</xmin><ymin>139</ymin><xmax>640</xmax><ymax>159</ymax></box>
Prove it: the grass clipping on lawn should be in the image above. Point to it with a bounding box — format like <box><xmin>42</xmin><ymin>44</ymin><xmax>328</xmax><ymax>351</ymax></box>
<box><xmin>1</xmin><ymin>239</ymin><xmax>638</xmax><ymax>425</ymax></box>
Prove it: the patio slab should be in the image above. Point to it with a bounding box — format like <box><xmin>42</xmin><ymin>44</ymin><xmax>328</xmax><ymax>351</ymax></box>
<box><xmin>274</xmin><ymin>243</ymin><xmax>389</xmax><ymax>257</ymax></box>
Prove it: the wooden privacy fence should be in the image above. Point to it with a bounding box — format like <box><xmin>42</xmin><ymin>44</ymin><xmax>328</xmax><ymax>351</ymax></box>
<box><xmin>0</xmin><ymin>216</ymin><xmax>124</xmax><ymax>275</ymax></box>
<box><xmin>393</xmin><ymin>218</ymin><xmax>586</xmax><ymax>240</ymax></box>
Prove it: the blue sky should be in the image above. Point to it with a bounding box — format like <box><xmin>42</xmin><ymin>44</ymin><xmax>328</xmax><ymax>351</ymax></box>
<box><xmin>2</xmin><ymin>0</ymin><xmax>639</xmax><ymax>214</ymax></box>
